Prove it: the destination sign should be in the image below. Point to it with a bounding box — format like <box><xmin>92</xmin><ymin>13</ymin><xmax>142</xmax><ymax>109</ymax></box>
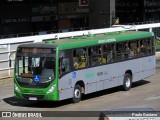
<box><xmin>21</xmin><ymin>73</ymin><xmax>33</xmax><ymax>78</ymax></box>
<box><xmin>19</xmin><ymin>48</ymin><xmax>54</xmax><ymax>54</ymax></box>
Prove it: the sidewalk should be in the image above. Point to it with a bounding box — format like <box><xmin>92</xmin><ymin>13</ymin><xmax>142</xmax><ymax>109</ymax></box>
<box><xmin>156</xmin><ymin>52</ymin><xmax>160</xmax><ymax>58</ymax></box>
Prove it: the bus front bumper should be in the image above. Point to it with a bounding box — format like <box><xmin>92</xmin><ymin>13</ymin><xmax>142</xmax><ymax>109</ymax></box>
<box><xmin>15</xmin><ymin>91</ymin><xmax>58</xmax><ymax>101</ymax></box>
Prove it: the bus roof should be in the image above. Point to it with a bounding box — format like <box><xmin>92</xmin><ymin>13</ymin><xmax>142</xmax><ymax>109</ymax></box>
<box><xmin>22</xmin><ymin>31</ymin><xmax>153</xmax><ymax>50</ymax></box>
<box><xmin>50</xmin><ymin>31</ymin><xmax>153</xmax><ymax>50</ymax></box>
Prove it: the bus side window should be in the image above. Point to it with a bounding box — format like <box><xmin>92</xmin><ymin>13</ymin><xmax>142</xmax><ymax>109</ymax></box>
<box><xmin>62</xmin><ymin>58</ymin><xmax>70</xmax><ymax>72</ymax></box>
<box><xmin>116</xmin><ymin>42</ymin><xmax>126</xmax><ymax>61</ymax></box>
<box><xmin>59</xmin><ymin>51</ymin><xmax>70</xmax><ymax>75</ymax></box>
<box><xmin>98</xmin><ymin>45</ymin><xmax>107</xmax><ymax>64</ymax></box>
<box><xmin>150</xmin><ymin>37</ymin><xmax>154</xmax><ymax>54</ymax></box>
<box><xmin>73</xmin><ymin>49</ymin><xmax>87</xmax><ymax>69</ymax></box>
<box><xmin>140</xmin><ymin>39</ymin><xmax>152</xmax><ymax>56</ymax></box>
<box><xmin>129</xmin><ymin>41</ymin><xmax>138</xmax><ymax>58</ymax></box>
<box><xmin>59</xmin><ymin>57</ymin><xmax>70</xmax><ymax>74</ymax></box>
<box><xmin>147</xmin><ymin>38</ymin><xmax>152</xmax><ymax>54</ymax></box>
<box><xmin>89</xmin><ymin>46</ymin><xmax>104</xmax><ymax>66</ymax></box>
<box><xmin>103</xmin><ymin>44</ymin><xmax>115</xmax><ymax>63</ymax></box>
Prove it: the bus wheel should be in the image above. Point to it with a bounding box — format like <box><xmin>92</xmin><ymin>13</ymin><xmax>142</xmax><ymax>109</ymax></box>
<box><xmin>123</xmin><ymin>73</ymin><xmax>132</xmax><ymax>91</ymax></box>
<box><xmin>73</xmin><ymin>85</ymin><xmax>82</xmax><ymax>103</ymax></box>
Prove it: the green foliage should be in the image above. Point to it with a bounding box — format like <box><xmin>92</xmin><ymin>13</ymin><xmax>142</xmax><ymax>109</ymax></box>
<box><xmin>155</xmin><ymin>39</ymin><xmax>160</xmax><ymax>47</ymax></box>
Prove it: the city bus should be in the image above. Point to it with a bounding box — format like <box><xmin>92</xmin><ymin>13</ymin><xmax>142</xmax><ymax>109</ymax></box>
<box><xmin>13</xmin><ymin>31</ymin><xmax>156</xmax><ymax>103</ymax></box>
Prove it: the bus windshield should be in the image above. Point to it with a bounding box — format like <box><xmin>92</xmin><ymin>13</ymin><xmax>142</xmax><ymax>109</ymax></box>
<box><xmin>15</xmin><ymin>55</ymin><xmax>55</xmax><ymax>87</ymax></box>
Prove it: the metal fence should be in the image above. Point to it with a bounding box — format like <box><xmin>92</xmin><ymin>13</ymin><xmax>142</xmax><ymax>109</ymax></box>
<box><xmin>0</xmin><ymin>42</ymin><xmax>34</xmax><ymax>79</ymax></box>
<box><xmin>0</xmin><ymin>27</ymin><xmax>89</xmax><ymax>39</ymax></box>
<box><xmin>1</xmin><ymin>23</ymin><xmax>160</xmax><ymax>79</ymax></box>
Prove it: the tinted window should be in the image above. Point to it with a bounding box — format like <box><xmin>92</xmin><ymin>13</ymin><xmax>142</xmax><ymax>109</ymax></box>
<box><xmin>73</xmin><ymin>48</ymin><xmax>88</xmax><ymax>69</ymax></box>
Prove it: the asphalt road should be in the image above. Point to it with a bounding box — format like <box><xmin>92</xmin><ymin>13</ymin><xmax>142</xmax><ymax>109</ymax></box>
<box><xmin>0</xmin><ymin>59</ymin><xmax>160</xmax><ymax>120</ymax></box>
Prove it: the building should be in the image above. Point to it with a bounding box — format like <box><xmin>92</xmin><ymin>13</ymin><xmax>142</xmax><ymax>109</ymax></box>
<box><xmin>0</xmin><ymin>0</ymin><xmax>116</xmax><ymax>36</ymax></box>
<box><xmin>89</xmin><ymin>0</ymin><xmax>115</xmax><ymax>29</ymax></box>
<box><xmin>116</xmin><ymin>0</ymin><xmax>160</xmax><ymax>24</ymax></box>
<box><xmin>144</xmin><ymin>0</ymin><xmax>160</xmax><ymax>22</ymax></box>
<box><xmin>0</xmin><ymin>0</ymin><xmax>58</xmax><ymax>35</ymax></box>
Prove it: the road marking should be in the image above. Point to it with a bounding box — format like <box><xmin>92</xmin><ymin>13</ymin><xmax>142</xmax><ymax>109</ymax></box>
<box><xmin>145</xmin><ymin>96</ymin><xmax>160</xmax><ymax>101</ymax></box>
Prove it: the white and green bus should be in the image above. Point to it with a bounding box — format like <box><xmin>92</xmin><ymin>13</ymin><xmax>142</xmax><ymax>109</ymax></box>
<box><xmin>14</xmin><ymin>31</ymin><xmax>155</xmax><ymax>103</ymax></box>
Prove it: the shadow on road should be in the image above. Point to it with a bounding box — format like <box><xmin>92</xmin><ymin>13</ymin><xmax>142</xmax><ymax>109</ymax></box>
<box><xmin>83</xmin><ymin>80</ymin><xmax>150</xmax><ymax>101</ymax></box>
<box><xmin>3</xmin><ymin>97</ymin><xmax>73</xmax><ymax>108</ymax></box>
<box><xmin>3</xmin><ymin>80</ymin><xmax>150</xmax><ymax>108</ymax></box>
<box><xmin>132</xmin><ymin>79</ymin><xmax>150</xmax><ymax>88</ymax></box>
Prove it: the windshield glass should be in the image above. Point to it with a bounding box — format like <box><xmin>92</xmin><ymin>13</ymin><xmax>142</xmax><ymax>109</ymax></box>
<box><xmin>15</xmin><ymin>56</ymin><xmax>55</xmax><ymax>86</ymax></box>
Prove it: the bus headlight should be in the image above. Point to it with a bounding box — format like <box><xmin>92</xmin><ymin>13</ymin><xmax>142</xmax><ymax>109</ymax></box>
<box><xmin>47</xmin><ymin>85</ymin><xmax>56</xmax><ymax>94</ymax></box>
<box><xmin>14</xmin><ymin>84</ymin><xmax>20</xmax><ymax>92</ymax></box>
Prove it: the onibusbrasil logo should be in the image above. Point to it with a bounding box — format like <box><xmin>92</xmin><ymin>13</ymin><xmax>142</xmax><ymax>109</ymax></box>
<box><xmin>1</xmin><ymin>112</ymin><xmax>42</xmax><ymax>118</ymax></box>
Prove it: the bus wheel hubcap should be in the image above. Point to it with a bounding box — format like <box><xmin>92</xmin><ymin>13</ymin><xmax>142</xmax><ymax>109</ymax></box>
<box><xmin>74</xmin><ymin>89</ymin><xmax>80</xmax><ymax>98</ymax></box>
<box><xmin>126</xmin><ymin>78</ymin><xmax>131</xmax><ymax>88</ymax></box>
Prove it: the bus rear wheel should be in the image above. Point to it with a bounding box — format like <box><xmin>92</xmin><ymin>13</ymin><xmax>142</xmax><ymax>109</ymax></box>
<box><xmin>73</xmin><ymin>85</ymin><xmax>82</xmax><ymax>103</ymax></box>
<box><xmin>123</xmin><ymin>73</ymin><xmax>132</xmax><ymax>91</ymax></box>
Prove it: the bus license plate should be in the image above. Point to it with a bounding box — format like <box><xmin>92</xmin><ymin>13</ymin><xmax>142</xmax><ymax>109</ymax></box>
<box><xmin>29</xmin><ymin>97</ymin><xmax>37</xmax><ymax>101</ymax></box>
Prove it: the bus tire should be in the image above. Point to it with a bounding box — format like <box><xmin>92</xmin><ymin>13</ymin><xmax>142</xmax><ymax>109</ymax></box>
<box><xmin>123</xmin><ymin>73</ymin><xmax>132</xmax><ymax>91</ymax></box>
<box><xmin>73</xmin><ymin>85</ymin><xmax>82</xmax><ymax>103</ymax></box>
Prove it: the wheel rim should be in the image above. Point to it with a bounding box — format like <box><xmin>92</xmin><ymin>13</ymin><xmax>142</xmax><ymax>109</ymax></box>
<box><xmin>74</xmin><ymin>89</ymin><xmax>80</xmax><ymax>99</ymax></box>
<box><xmin>125</xmin><ymin>77</ymin><xmax>131</xmax><ymax>88</ymax></box>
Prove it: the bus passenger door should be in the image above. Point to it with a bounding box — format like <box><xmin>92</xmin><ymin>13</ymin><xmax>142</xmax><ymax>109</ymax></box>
<box><xmin>58</xmin><ymin>50</ymin><xmax>74</xmax><ymax>100</ymax></box>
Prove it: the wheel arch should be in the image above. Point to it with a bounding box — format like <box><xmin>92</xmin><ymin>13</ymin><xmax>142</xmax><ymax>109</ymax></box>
<box><xmin>125</xmin><ymin>70</ymin><xmax>133</xmax><ymax>79</ymax></box>
<box><xmin>75</xmin><ymin>80</ymin><xmax>85</xmax><ymax>94</ymax></box>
